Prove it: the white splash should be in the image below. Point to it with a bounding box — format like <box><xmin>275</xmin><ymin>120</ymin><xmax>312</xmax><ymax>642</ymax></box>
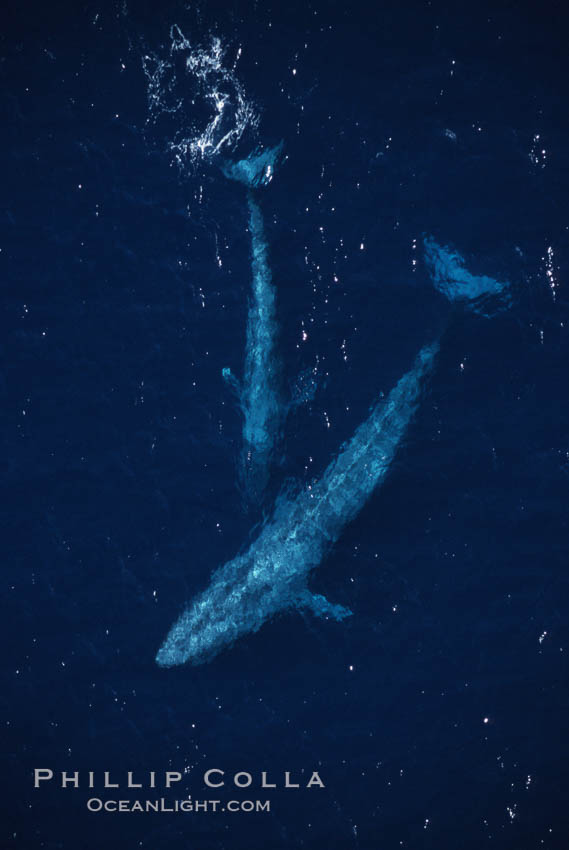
<box><xmin>143</xmin><ymin>25</ymin><xmax>259</xmax><ymax>168</ymax></box>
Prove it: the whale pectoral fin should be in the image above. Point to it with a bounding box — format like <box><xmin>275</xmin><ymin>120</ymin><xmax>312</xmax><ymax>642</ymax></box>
<box><xmin>222</xmin><ymin>367</ymin><xmax>242</xmax><ymax>401</ymax></box>
<box><xmin>299</xmin><ymin>591</ymin><xmax>353</xmax><ymax>622</ymax></box>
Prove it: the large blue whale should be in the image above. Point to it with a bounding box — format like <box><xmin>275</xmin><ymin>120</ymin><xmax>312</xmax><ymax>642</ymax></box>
<box><xmin>156</xmin><ymin>237</ymin><xmax>509</xmax><ymax>667</ymax></box>
<box><xmin>221</xmin><ymin>143</ymin><xmax>286</xmax><ymax>505</ymax></box>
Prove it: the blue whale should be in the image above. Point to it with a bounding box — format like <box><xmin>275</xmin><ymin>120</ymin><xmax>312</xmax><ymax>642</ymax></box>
<box><xmin>155</xmin><ymin>236</ymin><xmax>510</xmax><ymax>667</ymax></box>
<box><xmin>221</xmin><ymin>143</ymin><xmax>286</xmax><ymax>505</ymax></box>
<box><xmin>156</xmin><ymin>340</ymin><xmax>439</xmax><ymax>666</ymax></box>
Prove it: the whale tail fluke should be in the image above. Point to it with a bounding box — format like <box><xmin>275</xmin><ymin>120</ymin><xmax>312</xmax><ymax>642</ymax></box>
<box><xmin>221</xmin><ymin>141</ymin><xmax>284</xmax><ymax>188</ymax></box>
<box><xmin>424</xmin><ymin>235</ymin><xmax>512</xmax><ymax>317</ymax></box>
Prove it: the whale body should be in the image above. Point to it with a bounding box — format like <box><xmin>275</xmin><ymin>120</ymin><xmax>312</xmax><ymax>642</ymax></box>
<box><xmin>155</xmin><ymin>232</ymin><xmax>510</xmax><ymax>668</ymax></box>
<box><xmin>156</xmin><ymin>341</ymin><xmax>439</xmax><ymax>666</ymax></box>
<box><xmin>221</xmin><ymin>144</ymin><xmax>286</xmax><ymax>505</ymax></box>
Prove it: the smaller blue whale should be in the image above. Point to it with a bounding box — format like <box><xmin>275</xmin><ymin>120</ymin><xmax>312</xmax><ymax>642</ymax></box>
<box><xmin>221</xmin><ymin>143</ymin><xmax>287</xmax><ymax>506</ymax></box>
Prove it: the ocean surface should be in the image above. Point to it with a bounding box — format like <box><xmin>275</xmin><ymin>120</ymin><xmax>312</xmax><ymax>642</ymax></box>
<box><xmin>2</xmin><ymin>1</ymin><xmax>569</xmax><ymax>847</ymax></box>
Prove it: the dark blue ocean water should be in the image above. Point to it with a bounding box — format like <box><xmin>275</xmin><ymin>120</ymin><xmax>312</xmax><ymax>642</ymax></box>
<box><xmin>2</xmin><ymin>1</ymin><xmax>569</xmax><ymax>848</ymax></box>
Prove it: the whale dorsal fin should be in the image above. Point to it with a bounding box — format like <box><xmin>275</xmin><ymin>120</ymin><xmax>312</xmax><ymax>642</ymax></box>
<box><xmin>299</xmin><ymin>590</ymin><xmax>352</xmax><ymax>622</ymax></box>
